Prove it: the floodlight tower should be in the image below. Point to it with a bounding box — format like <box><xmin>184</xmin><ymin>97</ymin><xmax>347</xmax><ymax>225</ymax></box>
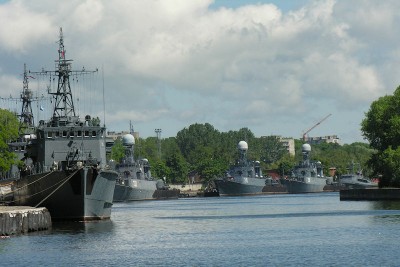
<box><xmin>155</xmin><ymin>128</ymin><xmax>162</xmax><ymax>159</ymax></box>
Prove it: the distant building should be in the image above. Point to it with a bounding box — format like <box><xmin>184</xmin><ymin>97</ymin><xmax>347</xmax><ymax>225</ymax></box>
<box><xmin>261</xmin><ymin>135</ymin><xmax>296</xmax><ymax>156</ymax></box>
<box><xmin>279</xmin><ymin>137</ymin><xmax>295</xmax><ymax>156</ymax></box>
<box><xmin>107</xmin><ymin>130</ymin><xmax>139</xmax><ymax>140</ymax></box>
<box><xmin>307</xmin><ymin>135</ymin><xmax>340</xmax><ymax>145</ymax></box>
<box><xmin>106</xmin><ymin>131</ymin><xmax>140</xmax><ymax>155</ymax></box>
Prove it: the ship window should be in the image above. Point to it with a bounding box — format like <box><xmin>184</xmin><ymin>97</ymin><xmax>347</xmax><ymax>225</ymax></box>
<box><xmin>62</xmin><ymin>131</ymin><xmax>67</xmax><ymax>137</ymax></box>
<box><xmin>55</xmin><ymin>131</ymin><xmax>60</xmax><ymax>137</ymax></box>
<box><xmin>70</xmin><ymin>131</ymin><xmax>75</xmax><ymax>137</ymax></box>
<box><xmin>92</xmin><ymin>131</ymin><xmax>97</xmax><ymax>137</ymax></box>
<box><xmin>84</xmin><ymin>131</ymin><xmax>90</xmax><ymax>137</ymax></box>
<box><xmin>77</xmin><ymin>131</ymin><xmax>82</xmax><ymax>137</ymax></box>
<box><xmin>47</xmin><ymin>132</ymin><xmax>53</xmax><ymax>138</ymax></box>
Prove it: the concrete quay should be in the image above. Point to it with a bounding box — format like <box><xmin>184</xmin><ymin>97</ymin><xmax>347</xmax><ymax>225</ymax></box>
<box><xmin>340</xmin><ymin>188</ymin><xmax>400</xmax><ymax>201</ymax></box>
<box><xmin>0</xmin><ymin>206</ymin><xmax>52</xmax><ymax>236</ymax></box>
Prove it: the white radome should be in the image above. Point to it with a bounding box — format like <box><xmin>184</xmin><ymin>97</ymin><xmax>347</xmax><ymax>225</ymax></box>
<box><xmin>122</xmin><ymin>134</ymin><xmax>135</xmax><ymax>146</ymax></box>
<box><xmin>302</xmin><ymin>143</ymin><xmax>311</xmax><ymax>152</ymax></box>
<box><xmin>238</xmin><ymin>141</ymin><xmax>248</xmax><ymax>151</ymax></box>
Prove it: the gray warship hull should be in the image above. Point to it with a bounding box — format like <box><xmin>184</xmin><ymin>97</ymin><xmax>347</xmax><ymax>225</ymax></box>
<box><xmin>340</xmin><ymin>162</ymin><xmax>378</xmax><ymax>189</ymax></box>
<box><xmin>283</xmin><ymin>144</ymin><xmax>329</xmax><ymax>194</ymax></box>
<box><xmin>13</xmin><ymin>168</ymin><xmax>117</xmax><ymax>221</ymax></box>
<box><xmin>113</xmin><ymin>179</ymin><xmax>179</xmax><ymax>201</ymax></box>
<box><xmin>127</xmin><ymin>179</ymin><xmax>158</xmax><ymax>201</ymax></box>
<box><xmin>215</xmin><ymin>177</ymin><xmax>267</xmax><ymax>196</ymax></box>
<box><xmin>282</xmin><ymin>177</ymin><xmax>326</xmax><ymax>193</ymax></box>
<box><xmin>340</xmin><ymin>175</ymin><xmax>378</xmax><ymax>189</ymax></box>
<box><xmin>215</xmin><ymin>141</ymin><xmax>268</xmax><ymax>196</ymax></box>
<box><xmin>113</xmin><ymin>183</ymin><xmax>132</xmax><ymax>202</ymax></box>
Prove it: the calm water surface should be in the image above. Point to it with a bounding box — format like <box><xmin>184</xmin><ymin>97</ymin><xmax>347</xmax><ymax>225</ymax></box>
<box><xmin>1</xmin><ymin>192</ymin><xmax>400</xmax><ymax>266</ymax></box>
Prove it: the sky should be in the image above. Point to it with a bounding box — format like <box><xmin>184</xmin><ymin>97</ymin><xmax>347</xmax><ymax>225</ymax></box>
<box><xmin>0</xmin><ymin>0</ymin><xmax>399</xmax><ymax>144</ymax></box>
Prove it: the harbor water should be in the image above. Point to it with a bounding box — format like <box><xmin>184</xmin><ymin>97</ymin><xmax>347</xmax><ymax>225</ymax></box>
<box><xmin>1</xmin><ymin>192</ymin><xmax>400</xmax><ymax>266</ymax></box>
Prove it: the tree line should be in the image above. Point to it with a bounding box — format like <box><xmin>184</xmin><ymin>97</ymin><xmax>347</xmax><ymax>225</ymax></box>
<box><xmin>111</xmin><ymin>122</ymin><xmax>375</xmax><ymax>185</ymax></box>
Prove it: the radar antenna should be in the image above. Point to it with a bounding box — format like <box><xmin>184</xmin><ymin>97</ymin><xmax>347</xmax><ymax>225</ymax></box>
<box><xmin>30</xmin><ymin>27</ymin><xmax>98</xmax><ymax>121</ymax></box>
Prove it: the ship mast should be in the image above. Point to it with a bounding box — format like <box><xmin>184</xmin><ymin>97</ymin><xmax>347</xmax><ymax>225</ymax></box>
<box><xmin>20</xmin><ymin>63</ymin><xmax>34</xmax><ymax>129</ymax></box>
<box><xmin>31</xmin><ymin>27</ymin><xmax>97</xmax><ymax>122</ymax></box>
<box><xmin>51</xmin><ymin>27</ymin><xmax>75</xmax><ymax>118</ymax></box>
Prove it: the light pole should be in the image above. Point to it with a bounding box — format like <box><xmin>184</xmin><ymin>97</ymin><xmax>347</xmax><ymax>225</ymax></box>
<box><xmin>155</xmin><ymin>128</ymin><xmax>162</xmax><ymax>159</ymax></box>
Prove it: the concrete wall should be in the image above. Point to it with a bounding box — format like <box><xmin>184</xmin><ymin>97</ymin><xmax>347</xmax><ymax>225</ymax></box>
<box><xmin>0</xmin><ymin>206</ymin><xmax>51</xmax><ymax>236</ymax></box>
<box><xmin>169</xmin><ymin>183</ymin><xmax>203</xmax><ymax>192</ymax></box>
<box><xmin>340</xmin><ymin>188</ymin><xmax>400</xmax><ymax>200</ymax></box>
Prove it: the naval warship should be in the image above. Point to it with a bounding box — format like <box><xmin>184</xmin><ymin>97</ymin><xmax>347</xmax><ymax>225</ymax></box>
<box><xmin>340</xmin><ymin>162</ymin><xmax>378</xmax><ymax>189</ymax></box>
<box><xmin>214</xmin><ymin>141</ymin><xmax>269</xmax><ymax>196</ymax></box>
<box><xmin>281</xmin><ymin>143</ymin><xmax>328</xmax><ymax>193</ymax></box>
<box><xmin>8</xmin><ymin>28</ymin><xmax>118</xmax><ymax>221</ymax></box>
<box><xmin>113</xmin><ymin>133</ymin><xmax>179</xmax><ymax>201</ymax></box>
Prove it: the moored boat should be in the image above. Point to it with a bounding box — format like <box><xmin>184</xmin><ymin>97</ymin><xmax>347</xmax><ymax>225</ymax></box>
<box><xmin>281</xmin><ymin>143</ymin><xmax>328</xmax><ymax>193</ymax></box>
<box><xmin>113</xmin><ymin>133</ymin><xmax>179</xmax><ymax>201</ymax></box>
<box><xmin>340</xmin><ymin>162</ymin><xmax>378</xmax><ymax>189</ymax></box>
<box><xmin>215</xmin><ymin>141</ymin><xmax>269</xmax><ymax>196</ymax></box>
<box><xmin>8</xmin><ymin>28</ymin><xmax>118</xmax><ymax>221</ymax></box>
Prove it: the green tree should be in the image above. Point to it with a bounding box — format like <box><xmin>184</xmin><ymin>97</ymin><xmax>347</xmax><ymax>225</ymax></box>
<box><xmin>134</xmin><ymin>137</ymin><xmax>158</xmax><ymax>162</ymax></box>
<box><xmin>259</xmin><ymin>136</ymin><xmax>287</xmax><ymax>166</ymax></box>
<box><xmin>151</xmin><ymin>159</ymin><xmax>171</xmax><ymax>181</ymax></box>
<box><xmin>126</xmin><ymin>122</ymin><xmax>374</xmax><ymax>186</ymax></box>
<box><xmin>165</xmin><ymin>151</ymin><xmax>189</xmax><ymax>184</ymax></box>
<box><xmin>111</xmin><ymin>139</ymin><xmax>125</xmax><ymax>162</ymax></box>
<box><xmin>276</xmin><ymin>154</ymin><xmax>296</xmax><ymax>177</ymax></box>
<box><xmin>361</xmin><ymin>86</ymin><xmax>400</xmax><ymax>187</ymax></box>
<box><xmin>375</xmin><ymin>146</ymin><xmax>400</xmax><ymax>187</ymax></box>
<box><xmin>0</xmin><ymin>109</ymin><xmax>19</xmax><ymax>172</ymax></box>
<box><xmin>176</xmin><ymin>123</ymin><xmax>220</xmax><ymax>164</ymax></box>
<box><xmin>191</xmin><ymin>146</ymin><xmax>227</xmax><ymax>183</ymax></box>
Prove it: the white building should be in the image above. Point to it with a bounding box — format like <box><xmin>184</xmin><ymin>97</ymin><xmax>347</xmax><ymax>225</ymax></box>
<box><xmin>279</xmin><ymin>137</ymin><xmax>295</xmax><ymax>156</ymax></box>
<box><xmin>307</xmin><ymin>135</ymin><xmax>340</xmax><ymax>145</ymax></box>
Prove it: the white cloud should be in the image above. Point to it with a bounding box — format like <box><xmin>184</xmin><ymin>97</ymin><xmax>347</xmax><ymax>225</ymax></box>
<box><xmin>71</xmin><ymin>0</ymin><xmax>104</xmax><ymax>31</ymax></box>
<box><xmin>0</xmin><ymin>71</ymin><xmax>20</xmax><ymax>97</ymax></box>
<box><xmin>0</xmin><ymin>1</ymin><xmax>53</xmax><ymax>53</ymax></box>
<box><xmin>1</xmin><ymin>0</ymin><xmax>400</xmax><ymax>143</ymax></box>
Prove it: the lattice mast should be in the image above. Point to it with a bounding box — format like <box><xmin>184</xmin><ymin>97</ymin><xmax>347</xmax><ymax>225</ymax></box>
<box><xmin>51</xmin><ymin>27</ymin><xmax>75</xmax><ymax>118</ymax></box>
<box><xmin>31</xmin><ymin>27</ymin><xmax>97</xmax><ymax>120</ymax></box>
<box><xmin>20</xmin><ymin>63</ymin><xmax>34</xmax><ymax>127</ymax></box>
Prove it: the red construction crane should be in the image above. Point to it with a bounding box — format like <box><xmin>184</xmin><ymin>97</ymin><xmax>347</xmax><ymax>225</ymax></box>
<box><xmin>302</xmin><ymin>114</ymin><xmax>332</xmax><ymax>141</ymax></box>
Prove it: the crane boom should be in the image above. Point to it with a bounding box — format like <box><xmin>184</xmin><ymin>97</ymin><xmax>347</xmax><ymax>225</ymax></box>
<box><xmin>303</xmin><ymin>114</ymin><xmax>332</xmax><ymax>141</ymax></box>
